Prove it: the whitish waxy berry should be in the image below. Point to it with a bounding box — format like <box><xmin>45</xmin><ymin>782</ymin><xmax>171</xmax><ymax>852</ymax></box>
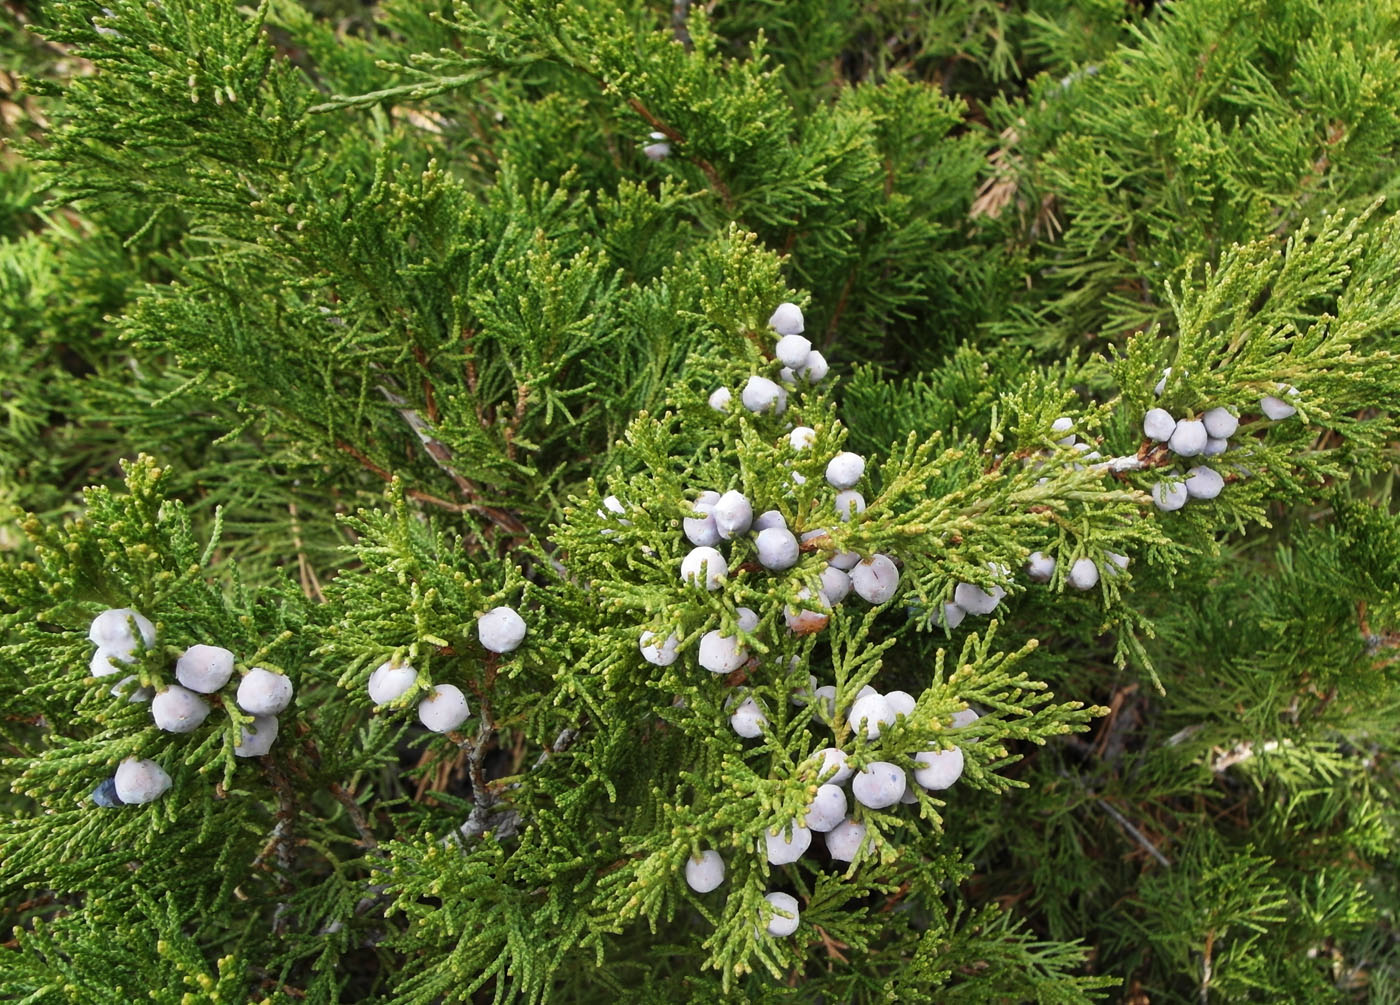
<box><xmin>763</xmin><ymin>892</ymin><xmax>801</xmax><ymax>937</ymax></box>
<box><xmin>730</xmin><ymin>697</ymin><xmax>768</xmax><ymax>738</ymax></box>
<box><xmin>699</xmin><ymin>630</ymin><xmax>747</xmax><ymax>674</ymax></box>
<box><xmin>1067</xmin><ymin>558</ymin><xmax>1100</xmax><ymax>591</ymax></box>
<box><xmin>941</xmin><ymin>603</ymin><xmax>966</xmax><ymax>629</ymax></box>
<box><xmin>741</xmin><ymin>375</ymin><xmax>784</xmax><ymax>413</ymax></box>
<box><xmin>1051</xmin><ymin>416</ymin><xmax>1075</xmax><ymax>445</ymax></box>
<box><xmin>237</xmin><ymin>668</ymin><xmax>294</xmax><ymax>715</ymax></box>
<box><xmin>765</xmin><ymin>823</ymin><xmax>811</xmax><ymax>864</ymax></box>
<box><xmin>819</xmin><ymin>565</ymin><xmax>851</xmax><ymax>604</ymax></box>
<box><xmin>175</xmin><ymin>644</ymin><xmax>236</xmax><ymax>694</ymax></box>
<box><xmin>805</xmin><ymin>784</ymin><xmax>848</xmax><ymax>832</ymax></box>
<box><xmin>418</xmin><ymin>684</ymin><xmax>471</xmax><ymax>732</ymax></box>
<box><xmin>639</xmin><ymin>631</ymin><xmax>680</xmax><ymax>667</ymax></box>
<box><xmin>1202</xmin><ymin>407</ymin><xmax>1238</xmax><ymax>439</ymax></box>
<box><xmin>825</xmin><ymin>819</ymin><xmax>867</xmax><ymax>862</ymax></box>
<box><xmin>775</xmin><ymin>333</ymin><xmax>812</xmax><ymax>369</ymax></box>
<box><xmin>788</xmin><ymin>426</ymin><xmax>816</xmax><ymax>450</ymax></box>
<box><xmin>1185</xmin><ymin>466</ymin><xmax>1224</xmax><ymax>500</ymax></box>
<box><xmin>1142</xmin><ymin>408</ymin><xmax>1176</xmax><ymax>442</ymax></box>
<box><xmin>708</xmin><ymin>387</ymin><xmax>731</xmax><ymax>412</ymax></box>
<box><xmin>684</xmin><ymin>850</ymin><xmax>725</xmax><ymax>893</ymax></box>
<box><xmin>110</xmin><ymin>675</ymin><xmax>153</xmax><ymax>702</ymax></box>
<box><xmin>114</xmin><ymin>757</ymin><xmax>171</xmax><ymax>805</ymax></box>
<box><xmin>88</xmin><ymin>608</ymin><xmax>156</xmax><ymax>653</ymax></box>
<box><xmin>1203</xmin><ymin>436</ymin><xmax>1229</xmax><ymax>457</ymax></box>
<box><xmin>600</xmin><ymin>494</ymin><xmax>627</xmax><ymax>518</ymax></box>
<box><xmin>816</xmin><ymin>746</ymin><xmax>853</xmax><ymax>784</ymax></box>
<box><xmin>680</xmin><ymin>546</ymin><xmax>728</xmax><ymax>589</ymax></box>
<box><xmin>778</xmin><ymin>366</ymin><xmax>796</xmax><ymax>385</ymax></box>
<box><xmin>1152</xmin><ymin>479</ymin><xmax>1189</xmax><ymax>512</ymax></box>
<box><xmin>798</xmin><ymin>351</ymin><xmax>829</xmax><ymax>383</ymax></box>
<box><xmin>234</xmin><ymin>715</ymin><xmax>279</xmax><ymax>757</ymax></box>
<box><xmin>834</xmin><ymin>490</ymin><xmax>865</xmax><ymax>521</ymax></box>
<box><xmin>151</xmin><ymin>686</ymin><xmax>211</xmax><ymax>733</ymax></box>
<box><xmin>1153</xmin><ymin>366</ymin><xmax>1181</xmax><ymax>396</ymax></box>
<box><xmin>90</xmin><ymin>647</ymin><xmax>134</xmax><ymax>678</ymax></box>
<box><xmin>791</xmin><ymin>470</ymin><xmax>807</xmax><ymax>485</ymax></box>
<box><xmin>1105</xmin><ymin>552</ymin><xmax>1131</xmax><ymax>576</ymax></box>
<box><xmin>754</xmin><ymin>509</ymin><xmax>786</xmax><ymax>532</ymax></box>
<box><xmin>853</xmin><ymin>761</ymin><xmax>907</xmax><ymax>809</ymax></box>
<box><xmin>736</xmin><ymin>607</ymin><xmax>759</xmax><ymax>632</ymax></box>
<box><xmin>913</xmin><ymin>747</ymin><xmax>965</xmax><ymax>790</ymax></box>
<box><xmin>1168</xmin><ymin>419</ymin><xmax>1207</xmax><ymax>457</ymax></box>
<box><xmin>683</xmin><ymin>490</ymin><xmax>721</xmax><ymax>546</ymax></box>
<box><xmin>1260</xmin><ymin>385</ymin><xmax>1299</xmax><ymax>420</ymax></box>
<box><xmin>789</xmin><ymin>673</ymin><xmax>819</xmax><ymax>707</ymax></box>
<box><xmin>953</xmin><ymin>581</ymin><xmax>1003</xmax><ymax>616</ymax></box>
<box><xmin>825</xmin><ymin>452</ymin><xmax>865</xmax><ymax>489</ymax></box>
<box><xmin>784</xmin><ymin>589</ymin><xmax>830</xmax><ymax>635</ymax></box>
<box><xmin>885</xmin><ymin>690</ymin><xmax>916</xmax><ymax>720</ymax></box>
<box><xmin>368</xmin><ymin>661</ymin><xmax>418</xmax><ymax>704</ymax></box>
<box><xmin>812</xmin><ymin>685</ymin><xmax>837</xmax><ymax>721</ymax></box>
<box><xmin>755</xmin><ymin>527</ymin><xmax>799</xmax><ymax>571</ymax></box>
<box><xmin>848</xmin><ymin>693</ymin><xmax>895</xmax><ymax>739</ymax></box>
<box><xmin>1026</xmin><ymin>551</ymin><xmax>1056</xmax><ymax>583</ymax></box>
<box><xmin>91</xmin><ymin>777</ymin><xmax>123</xmax><ymax>808</ymax></box>
<box><xmin>769</xmin><ymin>302</ymin><xmax>804</xmax><ymax>336</ymax></box>
<box><xmin>642</xmin><ymin>139</ymin><xmax>670</xmax><ymax>161</ymax></box>
<box><xmin>478</xmin><ymin>606</ymin><xmax>527</xmax><ymax>653</ymax></box>
<box><xmin>713</xmin><ymin>490</ymin><xmax>753</xmax><ymax>539</ymax></box>
<box><xmin>951</xmin><ymin>708</ymin><xmax>980</xmax><ymax>729</ymax></box>
<box><xmin>851</xmin><ymin>554</ymin><xmax>899</xmax><ymax>604</ymax></box>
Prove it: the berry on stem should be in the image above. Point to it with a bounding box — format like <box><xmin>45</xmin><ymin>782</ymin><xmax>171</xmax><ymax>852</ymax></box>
<box><xmin>174</xmin><ymin>644</ymin><xmax>235</xmax><ymax>694</ymax></box>
<box><xmin>113</xmin><ymin>757</ymin><xmax>171</xmax><ymax>804</ymax></box>
<box><xmin>234</xmin><ymin>715</ymin><xmax>279</xmax><ymax>757</ymax></box>
<box><xmin>684</xmin><ymin>850</ymin><xmax>725</xmax><ymax>893</ymax></box>
<box><xmin>368</xmin><ymin>661</ymin><xmax>418</xmax><ymax>704</ymax></box>
<box><xmin>680</xmin><ymin>546</ymin><xmax>728</xmax><ymax>589</ymax></box>
<box><xmin>478</xmin><ymin>606</ymin><xmax>527</xmax><ymax>653</ymax></box>
<box><xmin>763</xmin><ymin>892</ymin><xmax>800</xmax><ymax>937</ymax></box>
<box><xmin>151</xmin><ymin>685</ymin><xmax>211</xmax><ymax>733</ymax></box>
<box><xmin>418</xmin><ymin>684</ymin><xmax>471</xmax><ymax>733</ymax></box>
<box><xmin>237</xmin><ymin>668</ymin><xmax>294</xmax><ymax>715</ymax></box>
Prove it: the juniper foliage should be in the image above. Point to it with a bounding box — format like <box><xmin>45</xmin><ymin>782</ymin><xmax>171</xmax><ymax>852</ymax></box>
<box><xmin>2</xmin><ymin>0</ymin><xmax>1399</xmax><ymax>1001</ymax></box>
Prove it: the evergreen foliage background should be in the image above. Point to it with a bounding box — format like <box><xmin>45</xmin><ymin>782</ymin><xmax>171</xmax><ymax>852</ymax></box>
<box><xmin>2</xmin><ymin>0</ymin><xmax>1398</xmax><ymax>1000</ymax></box>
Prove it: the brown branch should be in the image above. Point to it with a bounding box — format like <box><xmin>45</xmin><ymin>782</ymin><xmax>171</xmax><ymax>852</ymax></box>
<box><xmin>671</xmin><ymin>0</ymin><xmax>692</xmax><ymax>48</ymax></box>
<box><xmin>328</xmin><ymin>782</ymin><xmax>382</xmax><ymax>855</ymax></box>
<box><xmin>627</xmin><ymin>97</ymin><xmax>734</xmax><ymax>210</ymax></box>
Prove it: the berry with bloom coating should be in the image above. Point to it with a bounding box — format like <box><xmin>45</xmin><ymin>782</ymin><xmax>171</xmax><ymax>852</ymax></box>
<box><xmin>1168</xmin><ymin>418</ymin><xmax>1207</xmax><ymax>457</ymax></box>
<box><xmin>853</xmin><ymin>761</ymin><xmax>907</xmax><ymax>808</ymax></box>
<box><xmin>1185</xmin><ymin>466</ymin><xmax>1224</xmax><ymax>499</ymax></box>
<box><xmin>699</xmin><ymin>629</ymin><xmax>747</xmax><ymax>674</ymax></box>
<box><xmin>91</xmin><ymin>777</ymin><xmax>123</xmax><ymax>808</ymax></box>
<box><xmin>1152</xmin><ymin>479</ymin><xmax>1189</xmax><ymax>512</ymax></box>
<box><xmin>639</xmin><ymin>631</ymin><xmax>680</xmax><ymax>667</ymax></box>
<box><xmin>763</xmin><ymin>892</ymin><xmax>800</xmax><ymax>937</ymax></box>
<box><xmin>684</xmin><ymin>850</ymin><xmax>725</xmax><ymax>893</ymax></box>
<box><xmin>819</xmin><ymin>565</ymin><xmax>851</xmax><ymax>604</ymax></box>
<box><xmin>368</xmin><ymin>661</ymin><xmax>418</xmax><ymax>704</ymax></box>
<box><xmin>825</xmin><ymin>452</ymin><xmax>865</xmax><ymax>489</ymax></box>
<box><xmin>151</xmin><ymin>685</ymin><xmax>210</xmax><ymax>733</ymax></box>
<box><xmin>175</xmin><ymin>644</ymin><xmax>235</xmax><ymax>694</ymax></box>
<box><xmin>816</xmin><ymin>746</ymin><xmax>853</xmax><ymax>784</ymax></box>
<box><xmin>110</xmin><ymin>675</ymin><xmax>153</xmax><ymax>702</ymax></box>
<box><xmin>1052</xmin><ymin>416</ymin><xmax>1075</xmax><ymax>445</ymax></box>
<box><xmin>237</xmin><ymin>668</ymin><xmax>294</xmax><ymax>715</ymax></box>
<box><xmin>769</xmin><ymin>302</ymin><xmax>804</xmax><ymax>335</ymax></box>
<box><xmin>754</xmin><ymin>509</ymin><xmax>787</xmax><ymax>533</ymax></box>
<box><xmin>825</xmin><ymin>819</ymin><xmax>867</xmax><ymax>862</ymax></box>
<box><xmin>953</xmin><ymin>581</ymin><xmax>1003</xmax><ymax>616</ymax></box>
<box><xmin>848</xmin><ymin>692</ymin><xmax>895</xmax><ymax>739</ymax></box>
<box><xmin>1067</xmin><ymin>558</ymin><xmax>1100</xmax><ymax>591</ymax></box>
<box><xmin>736</xmin><ymin>607</ymin><xmax>760</xmax><ymax>632</ymax></box>
<box><xmin>88</xmin><ymin>608</ymin><xmax>156</xmax><ymax>653</ymax></box>
<box><xmin>1203</xmin><ymin>436</ymin><xmax>1229</xmax><ymax>457</ymax></box>
<box><xmin>765</xmin><ymin>822</ymin><xmax>811</xmax><ymax>864</ymax></box>
<box><xmin>418</xmin><ymin>684</ymin><xmax>471</xmax><ymax>732</ymax></box>
<box><xmin>951</xmin><ymin>708</ymin><xmax>980</xmax><ymax>729</ymax></box>
<box><xmin>478</xmin><ymin>606</ymin><xmax>527</xmax><ymax>653</ymax></box>
<box><xmin>784</xmin><ymin>589</ymin><xmax>830</xmax><ymax>635</ymax></box>
<box><xmin>885</xmin><ymin>690</ymin><xmax>916</xmax><ymax>720</ymax></box>
<box><xmin>234</xmin><ymin>715</ymin><xmax>279</xmax><ymax>757</ymax></box>
<box><xmin>941</xmin><ymin>603</ymin><xmax>966</xmax><ymax>629</ymax></box>
<box><xmin>1260</xmin><ymin>385</ymin><xmax>1299</xmax><ymax>420</ymax></box>
<box><xmin>805</xmin><ymin>783</ymin><xmax>848</xmax><ymax>832</ymax></box>
<box><xmin>798</xmin><ymin>351</ymin><xmax>829</xmax><ymax>383</ymax></box>
<box><xmin>642</xmin><ymin>140</ymin><xmax>670</xmax><ymax>161</ymax></box>
<box><xmin>1026</xmin><ymin>552</ymin><xmax>1056</xmax><ymax>583</ymax></box>
<box><xmin>851</xmin><ymin>554</ymin><xmax>899</xmax><ymax>604</ymax></box>
<box><xmin>680</xmin><ymin>546</ymin><xmax>728</xmax><ymax>589</ymax></box>
<box><xmin>708</xmin><ymin>387</ymin><xmax>731</xmax><ymax>412</ymax></box>
<box><xmin>788</xmin><ymin>426</ymin><xmax>816</xmax><ymax>450</ymax></box>
<box><xmin>114</xmin><ymin>757</ymin><xmax>171</xmax><ymax>804</ymax></box>
<box><xmin>775</xmin><ymin>333</ymin><xmax>812</xmax><ymax>369</ymax></box>
<box><xmin>812</xmin><ymin>685</ymin><xmax>837</xmax><ymax>721</ymax></box>
<box><xmin>90</xmin><ymin>647</ymin><xmax>133</xmax><ymax>678</ymax></box>
<box><xmin>712</xmin><ymin>490</ymin><xmax>753</xmax><ymax>539</ymax></box>
<box><xmin>755</xmin><ymin>527</ymin><xmax>799</xmax><ymax>571</ymax></box>
<box><xmin>913</xmin><ymin>747</ymin><xmax>965</xmax><ymax>790</ymax></box>
<box><xmin>730</xmin><ymin>697</ymin><xmax>768</xmax><ymax>737</ymax></box>
<box><xmin>683</xmin><ymin>503</ymin><xmax>721</xmax><ymax>548</ymax></box>
<box><xmin>834</xmin><ymin>489</ymin><xmax>865</xmax><ymax>521</ymax></box>
<box><xmin>1202</xmin><ymin>407</ymin><xmax>1238</xmax><ymax>439</ymax></box>
<box><xmin>741</xmin><ymin>375</ymin><xmax>783</xmax><ymax>413</ymax></box>
<box><xmin>1143</xmin><ymin>408</ymin><xmax>1176</xmax><ymax>442</ymax></box>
